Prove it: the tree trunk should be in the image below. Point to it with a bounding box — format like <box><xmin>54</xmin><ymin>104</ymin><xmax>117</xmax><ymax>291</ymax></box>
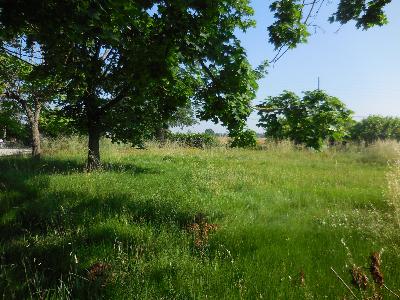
<box><xmin>87</xmin><ymin>123</ymin><xmax>101</xmax><ymax>171</ymax></box>
<box><xmin>155</xmin><ymin>126</ymin><xmax>166</xmax><ymax>145</ymax></box>
<box><xmin>31</xmin><ymin>119</ymin><xmax>41</xmax><ymax>157</ymax></box>
<box><xmin>26</xmin><ymin>101</ymin><xmax>42</xmax><ymax>158</ymax></box>
<box><xmin>86</xmin><ymin>97</ymin><xmax>102</xmax><ymax>171</ymax></box>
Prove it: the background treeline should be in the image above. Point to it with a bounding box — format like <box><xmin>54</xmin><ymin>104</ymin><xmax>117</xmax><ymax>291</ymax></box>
<box><xmin>350</xmin><ymin>115</ymin><xmax>400</xmax><ymax>144</ymax></box>
<box><xmin>2</xmin><ymin>109</ymin><xmax>400</xmax><ymax>149</ymax></box>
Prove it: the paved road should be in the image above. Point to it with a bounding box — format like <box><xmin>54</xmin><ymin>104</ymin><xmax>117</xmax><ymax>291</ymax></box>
<box><xmin>0</xmin><ymin>148</ymin><xmax>31</xmax><ymax>156</ymax></box>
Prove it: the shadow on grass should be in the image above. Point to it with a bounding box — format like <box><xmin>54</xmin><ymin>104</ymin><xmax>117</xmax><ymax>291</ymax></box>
<box><xmin>0</xmin><ymin>156</ymin><xmax>196</xmax><ymax>299</ymax></box>
<box><xmin>0</xmin><ymin>155</ymin><xmax>157</xmax><ymax>175</ymax></box>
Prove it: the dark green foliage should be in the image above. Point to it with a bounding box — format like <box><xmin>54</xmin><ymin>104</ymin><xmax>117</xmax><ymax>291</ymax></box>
<box><xmin>350</xmin><ymin>115</ymin><xmax>400</xmax><ymax>144</ymax></box>
<box><xmin>168</xmin><ymin>104</ymin><xmax>197</xmax><ymax>129</ymax></box>
<box><xmin>329</xmin><ymin>0</ymin><xmax>392</xmax><ymax>29</ymax></box>
<box><xmin>39</xmin><ymin>108</ymin><xmax>77</xmax><ymax>138</ymax></box>
<box><xmin>268</xmin><ymin>0</ymin><xmax>310</xmax><ymax>50</ymax></box>
<box><xmin>204</xmin><ymin>129</ymin><xmax>216</xmax><ymax>136</ymax></box>
<box><xmin>0</xmin><ymin>0</ymin><xmax>264</xmax><ymax>168</ymax></box>
<box><xmin>0</xmin><ymin>101</ymin><xmax>29</xmax><ymax>143</ymax></box>
<box><xmin>166</xmin><ymin>132</ymin><xmax>218</xmax><ymax>148</ymax></box>
<box><xmin>230</xmin><ymin>128</ymin><xmax>257</xmax><ymax>148</ymax></box>
<box><xmin>268</xmin><ymin>0</ymin><xmax>391</xmax><ymax>53</ymax></box>
<box><xmin>258</xmin><ymin>90</ymin><xmax>354</xmax><ymax>150</ymax></box>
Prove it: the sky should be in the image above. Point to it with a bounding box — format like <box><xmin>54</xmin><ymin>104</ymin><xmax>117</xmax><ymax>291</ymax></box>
<box><xmin>182</xmin><ymin>0</ymin><xmax>400</xmax><ymax>134</ymax></box>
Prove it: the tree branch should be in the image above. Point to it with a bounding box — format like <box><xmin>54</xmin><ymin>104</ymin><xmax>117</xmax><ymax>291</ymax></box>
<box><xmin>99</xmin><ymin>88</ymin><xmax>128</xmax><ymax>114</ymax></box>
<box><xmin>0</xmin><ymin>47</ymin><xmax>39</xmax><ymax>66</ymax></box>
<box><xmin>100</xmin><ymin>48</ymin><xmax>112</xmax><ymax>61</ymax></box>
<box><xmin>303</xmin><ymin>0</ymin><xmax>318</xmax><ymax>25</ymax></box>
<box><xmin>199</xmin><ymin>60</ymin><xmax>218</xmax><ymax>83</ymax></box>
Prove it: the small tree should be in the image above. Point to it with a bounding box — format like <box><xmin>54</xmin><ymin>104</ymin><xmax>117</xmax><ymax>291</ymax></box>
<box><xmin>257</xmin><ymin>90</ymin><xmax>354</xmax><ymax>150</ymax></box>
<box><xmin>39</xmin><ymin>107</ymin><xmax>77</xmax><ymax>138</ymax></box>
<box><xmin>0</xmin><ymin>52</ymin><xmax>61</xmax><ymax>157</ymax></box>
<box><xmin>204</xmin><ymin>129</ymin><xmax>216</xmax><ymax>136</ymax></box>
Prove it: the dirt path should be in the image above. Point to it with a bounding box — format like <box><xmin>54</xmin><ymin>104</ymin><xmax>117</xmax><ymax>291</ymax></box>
<box><xmin>0</xmin><ymin>148</ymin><xmax>31</xmax><ymax>156</ymax></box>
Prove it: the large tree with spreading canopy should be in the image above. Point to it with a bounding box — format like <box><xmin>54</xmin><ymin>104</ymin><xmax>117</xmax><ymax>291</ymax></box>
<box><xmin>0</xmin><ymin>0</ymin><xmax>264</xmax><ymax>169</ymax></box>
<box><xmin>0</xmin><ymin>0</ymin><xmax>392</xmax><ymax>169</ymax></box>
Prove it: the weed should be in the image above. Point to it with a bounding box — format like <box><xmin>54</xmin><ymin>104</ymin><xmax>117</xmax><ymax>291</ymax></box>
<box><xmin>350</xmin><ymin>266</ymin><xmax>369</xmax><ymax>290</ymax></box>
<box><xmin>187</xmin><ymin>213</ymin><xmax>218</xmax><ymax>250</ymax></box>
<box><xmin>370</xmin><ymin>252</ymin><xmax>384</xmax><ymax>288</ymax></box>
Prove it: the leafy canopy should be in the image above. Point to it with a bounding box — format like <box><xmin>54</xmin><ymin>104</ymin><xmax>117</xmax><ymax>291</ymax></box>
<box><xmin>0</xmin><ymin>0</ymin><xmax>263</xmax><ymax>146</ymax></box>
<box><xmin>257</xmin><ymin>90</ymin><xmax>354</xmax><ymax>149</ymax></box>
<box><xmin>0</xmin><ymin>0</ymin><xmax>392</xmax><ymax>152</ymax></box>
<box><xmin>267</xmin><ymin>0</ymin><xmax>392</xmax><ymax>62</ymax></box>
<box><xmin>350</xmin><ymin>115</ymin><xmax>400</xmax><ymax>143</ymax></box>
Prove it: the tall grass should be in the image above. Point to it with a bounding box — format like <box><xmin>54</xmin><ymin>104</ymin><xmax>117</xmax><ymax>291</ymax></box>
<box><xmin>1</xmin><ymin>137</ymin><xmax>399</xmax><ymax>299</ymax></box>
<box><xmin>386</xmin><ymin>144</ymin><xmax>400</xmax><ymax>227</ymax></box>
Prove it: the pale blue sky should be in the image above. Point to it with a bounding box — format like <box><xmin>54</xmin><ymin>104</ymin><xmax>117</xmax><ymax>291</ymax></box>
<box><xmin>183</xmin><ymin>0</ymin><xmax>400</xmax><ymax>133</ymax></box>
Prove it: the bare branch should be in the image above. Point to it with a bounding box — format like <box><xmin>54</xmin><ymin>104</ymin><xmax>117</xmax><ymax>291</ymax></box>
<box><xmin>303</xmin><ymin>0</ymin><xmax>318</xmax><ymax>25</ymax></box>
<box><xmin>0</xmin><ymin>47</ymin><xmax>40</xmax><ymax>66</ymax></box>
<box><xmin>272</xmin><ymin>46</ymin><xmax>290</xmax><ymax>64</ymax></box>
<box><xmin>100</xmin><ymin>48</ymin><xmax>112</xmax><ymax>61</ymax></box>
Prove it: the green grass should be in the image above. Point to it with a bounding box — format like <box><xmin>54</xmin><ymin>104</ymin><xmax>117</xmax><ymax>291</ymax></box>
<box><xmin>1</xmin><ymin>141</ymin><xmax>399</xmax><ymax>299</ymax></box>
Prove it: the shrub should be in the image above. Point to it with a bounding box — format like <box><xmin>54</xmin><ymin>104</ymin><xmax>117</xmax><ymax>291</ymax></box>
<box><xmin>230</xmin><ymin>129</ymin><xmax>257</xmax><ymax>148</ymax></box>
<box><xmin>350</xmin><ymin>115</ymin><xmax>400</xmax><ymax>144</ymax></box>
<box><xmin>166</xmin><ymin>132</ymin><xmax>218</xmax><ymax>148</ymax></box>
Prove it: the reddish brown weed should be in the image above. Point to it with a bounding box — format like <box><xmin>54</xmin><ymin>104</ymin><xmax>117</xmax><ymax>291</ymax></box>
<box><xmin>187</xmin><ymin>213</ymin><xmax>218</xmax><ymax>249</ymax></box>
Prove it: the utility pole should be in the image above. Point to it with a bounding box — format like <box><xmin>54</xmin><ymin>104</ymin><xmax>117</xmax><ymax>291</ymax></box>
<box><xmin>317</xmin><ymin>76</ymin><xmax>320</xmax><ymax>90</ymax></box>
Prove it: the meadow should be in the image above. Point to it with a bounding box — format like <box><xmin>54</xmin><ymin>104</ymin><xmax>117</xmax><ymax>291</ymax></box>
<box><xmin>0</xmin><ymin>138</ymin><xmax>399</xmax><ymax>299</ymax></box>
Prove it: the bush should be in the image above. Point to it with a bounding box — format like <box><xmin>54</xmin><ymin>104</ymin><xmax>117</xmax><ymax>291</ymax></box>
<box><xmin>166</xmin><ymin>132</ymin><xmax>218</xmax><ymax>148</ymax></box>
<box><xmin>230</xmin><ymin>129</ymin><xmax>257</xmax><ymax>148</ymax></box>
<box><xmin>350</xmin><ymin>115</ymin><xmax>400</xmax><ymax>144</ymax></box>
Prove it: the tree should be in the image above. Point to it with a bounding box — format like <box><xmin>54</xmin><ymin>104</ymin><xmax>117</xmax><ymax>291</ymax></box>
<box><xmin>267</xmin><ymin>0</ymin><xmax>392</xmax><ymax>62</ymax></box>
<box><xmin>257</xmin><ymin>90</ymin><xmax>354</xmax><ymax>150</ymax></box>
<box><xmin>0</xmin><ymin>0</ymin><xmax>391</xmax><ymax>168</ymax></box>
<box><xmin>350</xmin><ymin>115</ymin><xmax>400</xmax><ymax>144</ymax></box>
<box><xmin>0</xmin><ymin>52</ymin><xmax>62</xmax><ymax>157</ymax></box>
<box><xmin>204</xmin><ymin>129</ymin><xmax>216</xmax><ymax>136</ymax></box>
<box><xmin>1</xmin><ymin>0</ymin><xmax>263</xmax><ymax>170</ymax></box>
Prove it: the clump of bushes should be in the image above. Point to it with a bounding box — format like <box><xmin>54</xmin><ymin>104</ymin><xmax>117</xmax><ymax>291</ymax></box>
<box><xmin>166</xmin><ymin>132</ymin><xmax>218</xmax><ymax>148</ymax></box>
<box><xmin>230</xmin><ymin>129</ymin><xmax>257</xmax><ymax>148</ymax></box>
<box><xmin>350</xmin><ymin>115</ymin><xmax>400</xmax><ymax>144</ymax></box>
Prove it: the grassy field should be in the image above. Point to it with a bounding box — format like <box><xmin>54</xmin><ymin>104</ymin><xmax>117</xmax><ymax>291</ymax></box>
<box><xmin>1</xmin><ymin>139</ymin><xmax>399</xmax><ymax>299</ymax></box>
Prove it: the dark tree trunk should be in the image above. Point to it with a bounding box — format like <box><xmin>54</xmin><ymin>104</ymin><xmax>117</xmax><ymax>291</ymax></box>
<box><xmin>155</xmin><ymin>126</ymin><xmax>166</xmax><ymax>145</ymax></box>
<box><xmin>87</xmin><ymin>125</ymin><xmax>100</xmax><ymax>171</ymax></box>
<box><xmin>86</xmin><ymin>98</ymin><xmax>102</xmax><ymax>171</ymax></box>
<box><xmin>31</xmin><ymin>119</ymin><xmax>41</xmax><ymax>157</ymax></box>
